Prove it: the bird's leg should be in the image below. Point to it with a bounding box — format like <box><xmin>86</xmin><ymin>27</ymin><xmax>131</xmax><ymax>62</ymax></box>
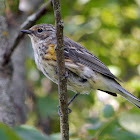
<box><xmin>67</xmin><ymin>93</ymin><xmax>80</xmax><ymax>106</ymax></box>
<box><xmin>58</xmin><ymin>93</ymin><xmax>80</xmax><ymax>116</ymax></box>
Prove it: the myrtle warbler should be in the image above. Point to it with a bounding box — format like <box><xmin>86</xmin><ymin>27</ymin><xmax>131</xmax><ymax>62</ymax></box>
<box><xmin>21</xmin><ymin>24</ymin><xmax>140</xmax><ymax>109</ymax></box>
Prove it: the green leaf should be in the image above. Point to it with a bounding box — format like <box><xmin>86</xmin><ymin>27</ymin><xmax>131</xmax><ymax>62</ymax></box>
<box><xmin>88</xmin><ymin>121</ymin><xmax>102</xmax><ymax>130</ymax></box>
<box><xmin>97</xmin><ymin>119</ymin><xmax>140</xmax><ymax>140</ymax></box>
<box><xmin>87</xmin><ymin>117</ymin><xmax>99</xmax><ymax>124</ymax></box>
<box><xmin>37</xmin><ymin>96</ymin><xmax>58</xmax><ymax>117</ymax></box>
<box><xmin>0</xmin><ymin>122</ymin><xmax>22</xmax><ymax>140</ymax></box>
<box><xmin>111</xmin><ymin>126</ymin><xmax>140</xmax><ymax>140</ymax></box>
<box><xmin>103</xmin><ymin>104</ymin><xmax>115</xmax><ymax>118</ymax></box>
<box><xmin>14</xmin><ymin>125</ymin><xmax>51</xmax><ymax>140</ymax></box>
<box><xmin>50</xmin><ymin>133</ymin><xmax>61</xmax><ymax>140</ymax></box>
<box><xmin>118</xmin><ymin>113</ymin><xmax>140</xmax><ymax>135</ymax></box>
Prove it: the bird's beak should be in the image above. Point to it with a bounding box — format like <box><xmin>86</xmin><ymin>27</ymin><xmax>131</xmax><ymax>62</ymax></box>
<box><xmin>21</xmin><ymin>29</ymin><xmax>33</xmax><ymax>34</ymax></box>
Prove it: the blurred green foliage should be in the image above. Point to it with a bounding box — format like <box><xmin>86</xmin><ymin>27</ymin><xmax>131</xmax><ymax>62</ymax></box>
<box><xmin>26</xmin><ymin>0</ymin><xmax>140</xmax><ymax>139</ymax></box>
<box><xmin>3</xmin><ymin>0</ymin><xmax>140</xmax><ymax>139</ymax></box>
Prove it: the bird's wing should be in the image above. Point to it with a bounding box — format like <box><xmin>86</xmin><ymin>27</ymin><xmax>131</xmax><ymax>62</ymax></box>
<box><xmin>64</xmin><ymin>36</ymin><xmax>121</xmax><ymax>82</ymax></box>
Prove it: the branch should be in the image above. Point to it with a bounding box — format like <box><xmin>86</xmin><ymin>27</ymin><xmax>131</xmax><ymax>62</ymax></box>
<box><xmin>52</xmin><ymin>0</ymin><xmax>69</xmax><ymax>140</ymax></box>
<box><xmin>2</xmin><ymin>1</ymin><xmax>51</xmax><ymax>66</ymax></box>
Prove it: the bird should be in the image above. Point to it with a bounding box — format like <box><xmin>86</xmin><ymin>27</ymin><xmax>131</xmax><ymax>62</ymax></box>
<box><xmin>21</xmin><ymin>23</ymin><xmax>140</xmax><ymax>110</ymax></box>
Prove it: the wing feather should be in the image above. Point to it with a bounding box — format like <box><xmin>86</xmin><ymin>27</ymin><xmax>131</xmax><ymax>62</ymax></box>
<box><xmin>64</xmin><ymin>36</ymin><xmax>121</xmax><ymax>82</ymax></box>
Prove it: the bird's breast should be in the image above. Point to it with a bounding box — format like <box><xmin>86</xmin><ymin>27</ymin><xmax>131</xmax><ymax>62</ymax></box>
<box><xmin>33</xmin><ymin>44</ymin><xmax>57</xmax><ymax>83</ymax></box>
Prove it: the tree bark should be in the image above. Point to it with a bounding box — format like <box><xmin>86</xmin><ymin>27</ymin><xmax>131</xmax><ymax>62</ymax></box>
<box><xmin>8</xmin><ymin>0</ymin><xmax>51</xmax><ymax>125</ymax></box>
<box><xmin>0</xmin><ymin>1</ymin><xmax>51</xmax><ymax>126</ymax></box>
<box><xmin>52</xmin><ymin>0</ymin><xmax>69</xmax><ymax>140</ymax></box>
<box><xmin>11</xmin><ymin>40</ymin><xmax>27</xmax><ymax>123</ymax></box>
<box><xmin>0</xmin><ymin>16</ymin><xmax>16</xmax><ymax>126</ymax></box>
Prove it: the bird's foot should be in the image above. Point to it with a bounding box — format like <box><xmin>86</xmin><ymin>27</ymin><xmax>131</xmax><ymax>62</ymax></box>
<box><xmin>61</xmin><ymin>71</ymin><xmax>68</xmax><ymax>78</ymax></box>
<box><xmin>57</xmin><ymin>105</ymin><xmax>72</xmax><ymax>116</ymax></box>
<box><xmin>54</xmin><ymin>69</ymin><xmax>68</xmax><ymax>78</ymax></box>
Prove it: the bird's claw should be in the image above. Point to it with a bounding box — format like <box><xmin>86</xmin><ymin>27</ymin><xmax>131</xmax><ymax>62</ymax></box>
<box><xmin>57</xmin><ymin>105</ymin><xmax>72</xmax><ymax>116</ymax></box>
<box><xmin>64</xmin><ymin>71</ymin><xmax>68</xmax><ymax>78</ymax></box>
<box><xmin>55</xmin><ymin>70</ymin><xmax>68</xmax><ymax>78</ymax></box>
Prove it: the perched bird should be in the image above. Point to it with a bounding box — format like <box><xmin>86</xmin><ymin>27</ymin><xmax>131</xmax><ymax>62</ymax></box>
<box><xmin>21</xmin><ymin>24</ymin><xmax>140</xmax><ymax>109</ymax></box>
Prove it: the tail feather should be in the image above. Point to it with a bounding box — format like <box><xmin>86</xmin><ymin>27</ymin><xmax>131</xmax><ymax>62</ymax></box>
<box><xmin>117</xmin><ymin>86</ymin><xmax>140</xmax><ymax>108</ymax></box>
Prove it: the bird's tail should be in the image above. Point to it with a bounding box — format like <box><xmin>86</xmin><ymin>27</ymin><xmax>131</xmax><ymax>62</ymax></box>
<box><xmin>116</xmin><ymin>85</ymin><xmax>140</xmax><ymax>108</ymax></box>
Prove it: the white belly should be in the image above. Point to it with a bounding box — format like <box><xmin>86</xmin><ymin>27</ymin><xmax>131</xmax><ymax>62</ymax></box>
<box><xmin>35</xmin><ymin>54</ymin><xmax>58</xmax><ymax>84</ymax></box>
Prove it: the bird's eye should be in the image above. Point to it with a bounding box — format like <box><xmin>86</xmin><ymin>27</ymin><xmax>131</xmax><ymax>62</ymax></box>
<box><xmin>37</xmin><ymin>28</ymin><xmax>43</xmax><ymax>33</ymax></box>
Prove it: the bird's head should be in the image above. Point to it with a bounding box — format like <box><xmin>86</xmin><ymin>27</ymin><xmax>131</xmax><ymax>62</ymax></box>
<box><xmin>21</xmin><ymin>24</ymin><xmax>56</xmax><ymax>43</ymax></box>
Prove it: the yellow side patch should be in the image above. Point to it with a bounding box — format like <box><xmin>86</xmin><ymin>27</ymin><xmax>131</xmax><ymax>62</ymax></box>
<box><xmin>48</xmin><ymin>44</ymin><xmax>56</xmax><ymax>55</ymax></box>
<box><xmin>43</xmin><ymin>43</ymin><xmax>56</xmax><ymax>60</ymax></box>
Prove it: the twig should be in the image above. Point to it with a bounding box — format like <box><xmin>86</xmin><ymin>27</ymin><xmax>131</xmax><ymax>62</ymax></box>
<box><xmin>2</xmin><ymin>1</ymin><xmax>51</xmax><ymax>66</ymax></box>
<box><xmin>52</xmin><ymin>0</ymin><xmax>69</xmax><ymax>140</ymax></box>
